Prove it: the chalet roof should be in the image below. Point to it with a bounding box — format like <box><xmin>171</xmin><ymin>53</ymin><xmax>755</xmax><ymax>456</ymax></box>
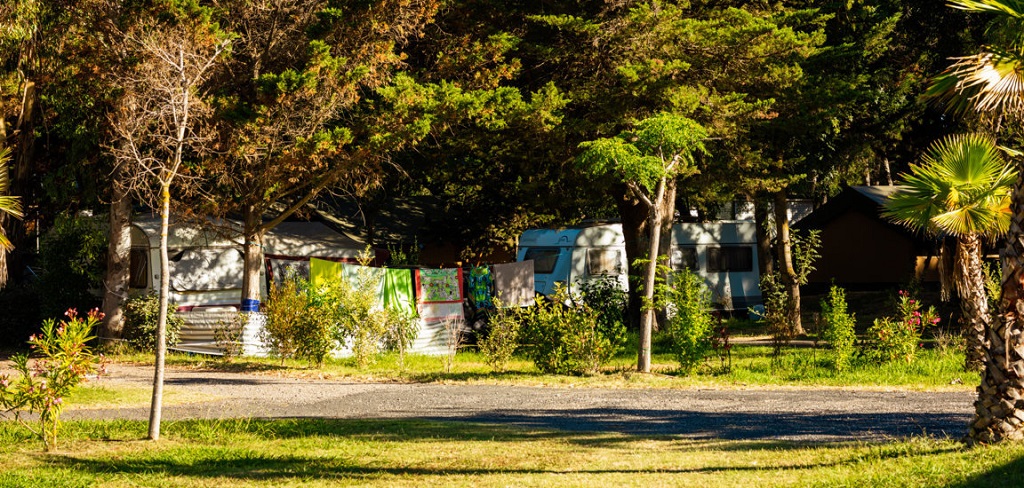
<box><xmin>794</xmin><ymin>185</ymin><xmax>933</xmax><ymax>249</ymax></box>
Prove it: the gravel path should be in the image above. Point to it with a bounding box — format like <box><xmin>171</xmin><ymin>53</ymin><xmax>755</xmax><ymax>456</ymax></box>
<box><xmin>41</xmin><ymin>364</ymin><xmax>977</xmax><ymax>442</ymax></box>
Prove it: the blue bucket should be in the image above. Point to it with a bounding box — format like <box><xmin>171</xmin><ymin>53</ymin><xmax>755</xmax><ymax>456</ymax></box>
<box><xmin>240</xmin><ymin>298</ymin><xmax>260</xmax><ymax>312</ymax></box>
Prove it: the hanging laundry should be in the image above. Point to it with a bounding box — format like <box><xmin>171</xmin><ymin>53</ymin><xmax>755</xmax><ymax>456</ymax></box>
<box><xmin>310</xmin><ymin>257</ymin><xmax>344</xmax><ymax>287</ymax></box>
<box><xmin>413</xmin><ymin>267</ymin><xmax>466</xmax><ymax>355</ymax></box>
<box><xmin>466</xmin><ymin>266</ymin><xmax>494</xmax><ymax>309</ymax></box>
<box><xmin>382</xmin><ymin>268</ymin><xmax>417</xmax><ymax>317</ymax></box>
<box><xmin>416</xmin><ymin>268</ymin><xmax>464</xmax><ymax>304</ymax></box>
<box><xmin>310</xmin><ymin>258</ymin><xmax>385</xmax><ymax>297</ymax></box>
<box><xmin>492</xmin><ymin>260</ymin><xmax>535</xmax><ymax>307</ymax></box>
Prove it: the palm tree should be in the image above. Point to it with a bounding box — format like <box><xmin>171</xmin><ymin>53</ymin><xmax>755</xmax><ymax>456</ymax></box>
<box><xmin>884</xmin><ymin>134</ymin><xmax>1016</xmax><ymax>372</ymax></box>
<box><xmin>926</xmin><ymin>0</ymin><xmax>1024</xmax><ymax>443</ymax></box>
<box><xmin>0</xmin><ymin>147</ymin><xmax>25</xmax><ymax>288</ymax></box>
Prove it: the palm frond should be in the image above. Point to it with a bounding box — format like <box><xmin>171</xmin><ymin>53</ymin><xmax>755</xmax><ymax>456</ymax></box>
<box><xmin>927</xmin><ymin>51</ymin><xmax>1024</xmax><ymax>115</ymax></box>
<box><xmin>0</xmin><ymin>148</ymin><xmax>22</xmax><ymax>219</ymax></box>
<box><xmin>948</xmin><ymin>0</ymin><xmax>1024</xmax><ymax>18</ymax></box>
<box><xmin>884</xmin><ymin>133</ymin><xmax>1016</xmax><ymax>237</ymax></box>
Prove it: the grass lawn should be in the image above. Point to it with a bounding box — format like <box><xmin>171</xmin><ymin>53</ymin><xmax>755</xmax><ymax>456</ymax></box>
<box><xmin>96</xmin><ymin>342</ymin><xmax>975</xmax><ymax>393</ymax></box>
<box><xmin>1</xmin><ymin>418</ymin><xmax>1021</xmax><ymax>487</ymax></box>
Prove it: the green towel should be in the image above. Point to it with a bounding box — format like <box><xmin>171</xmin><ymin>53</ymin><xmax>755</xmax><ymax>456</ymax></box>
<box><xmin>383</xmin><ymin>268</ymin><xmax>417</xmax><ymax>317</ymax></box>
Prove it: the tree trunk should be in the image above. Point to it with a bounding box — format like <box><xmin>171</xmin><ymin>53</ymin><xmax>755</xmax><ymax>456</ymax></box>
<box><xmin>656</xmin><ymin>179</ymin><xmax>677</xmax><ymax>331</ymax></box>
<box><xmin>754</xmin><ymin>198</ymin><xmax>774</xmax><ymax>276</ymax></box>
<box><xmin>148</xmin><ymin>181</ymin><xmax>170</xmax><ymax>441</ymax></box>
<box><xmin>968</xmin><ymin>165</ymin><xmax>1024</xmax><ymax>443</ymax></box>
<box><xmin>617</xmin><ymin>186</ymin><xmax>648</xmax><ymax>332</ymax></box>
<box><xmin>956</xmin><ymin>234</ymin><xmax>989</xmax><ymax>372</ymax></box>
<box><xmin>242</xmin><ymin>206</ymin><xmax>264</xmax><ymax>310</ymax></box>
<box><xmin>638</xmin><ymin>178</ymin><xmax>666</xmax><ymax>373</ymax></box>
<box><xmin>773</xmin><ymin>191</ymin><xmax>803</xmax><ymax>336</ymax></box>
<box><xmin>101</xmin><ymin>180</ymin><xmax>132</xmax><ymax>344</ymax></box>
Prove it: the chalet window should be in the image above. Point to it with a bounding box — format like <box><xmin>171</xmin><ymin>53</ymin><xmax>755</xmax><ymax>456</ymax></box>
<box><xmin>587</xmin><ymin>249</ymin><xmax>623</xmax><ymax>275</ymax></box>
<box><xmin>707</xmin><ymin>246</ymin><xmax>753</xmax><ymax>272</ymax></box>
<box><xmin>524</xmin><ymin>247</ymin><xmax>561</xmax><ymax>274</ymax></box>
<box><xmin>671</xmin><ymin>247</ymin><xmax>698</xmax><ymax>271</ymax></box>
<box><xmin>129</xmin><ymin>248</ymin><xmax>149</xmax><ymax>289</ymax></box>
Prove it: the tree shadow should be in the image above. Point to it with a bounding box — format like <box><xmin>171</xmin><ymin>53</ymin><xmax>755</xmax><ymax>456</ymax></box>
<box><xmin>948</xmin><ymin>452</ymin><xmax>1024</xmax><ymax>488</ymax></box>
<box><xmin>37</xmin><ymin>417</ymin><xmax>970</xmax><ymax>484</ymax></box>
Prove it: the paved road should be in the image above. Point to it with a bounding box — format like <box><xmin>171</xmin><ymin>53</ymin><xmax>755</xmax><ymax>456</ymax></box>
<box><xmin>46</xmin><ymin>364</ymin><xmax>977</xmax><ymax>442</ymax></box>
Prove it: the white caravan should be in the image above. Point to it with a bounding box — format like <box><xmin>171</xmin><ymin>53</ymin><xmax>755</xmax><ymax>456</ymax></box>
<box><xmin>129</xmin><ymin>217</ymin><xmax>368</xmax><ymax>355</ymax></box>
<box><xmin>516</xmin><ymin>221</ymin><xmax>761</xmax><ymax>310</ymax></box>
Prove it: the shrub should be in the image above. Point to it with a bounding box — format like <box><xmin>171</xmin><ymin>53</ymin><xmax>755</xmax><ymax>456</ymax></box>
<box><xmin>577</xmin><ymin>277</ymin><xmax>628</xmax><ymax>347</ymax></box>
<box><xmin>324</xmin><ymin>267</ymin><xmax>391</xmax><ymax>369</ymax></box>
<box><xmin>866</xmin><ymin>290</ymin><xmax>939</xmax><ymax>363</ymax></box>
<box><xmin>262</xmin><ymin>279</ymin><xmax>307</xmax><ymax>362</ymax></box>
<box><xmin>122</xmin><ymin>293</ymin><xmax>184</xmax><ymax>351</ymax></box>
<box><xmin>520</xmin><ymin>286</ymin><xmax>625</xmax><ymax>375</ymax></box>
<box><xmin>0</xmin><ymin>309</ymin><xmax>105</xmax><ymax>451</ymax></box>
<box><xmin>820</xmin><ymin>285</ymin><xmax>856</xmax><ymax>371</ymax></box>
<box><xmin>663</xmin><ymin>268</ymin><xmax>715</xmax><ymax>374</ymax></box>
<box><xmin>37</xmin><ymin>214</ymin><xmax>106</xmax><ymax>318</ymax></box>
<box><xmin>479</xmin><ymin>299</ymin><xmax>524</xmax><ymax>372</ymax></box>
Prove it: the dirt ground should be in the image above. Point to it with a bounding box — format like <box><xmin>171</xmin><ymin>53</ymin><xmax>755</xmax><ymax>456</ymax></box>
<box><xmin>14</xmin><ymin>363</ymin><xmax>976</xmax><ymax>442</ymax></box>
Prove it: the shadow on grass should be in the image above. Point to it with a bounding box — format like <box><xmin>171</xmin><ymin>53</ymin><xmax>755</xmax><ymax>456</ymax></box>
<box><xmin>34</xmin><ymin>417</ymin><xmax>971</xmax><ymax>483</ymax></box>
<box><xmin>950</xmin><ymin>453</ymin><xmax>1024</xmax><ymax>488</ymax></box>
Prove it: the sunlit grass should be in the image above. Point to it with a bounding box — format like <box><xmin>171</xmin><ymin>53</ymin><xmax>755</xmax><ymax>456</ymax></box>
<box><xmin>0</xmin><ymin>418</ymin><xmax>1020</xmax><ymax>487</ymax></box>
<box><xmin>99</xmin><ymin>341</ymin><xmax>974</xmax><ymax>393</ymax></box>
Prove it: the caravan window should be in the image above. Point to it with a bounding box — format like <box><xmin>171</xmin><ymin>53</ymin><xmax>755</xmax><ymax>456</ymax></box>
<box><xmin>707</xmin><ymin>246</ymin><xmax>753</xmax><ymax>272</ymax></box>
<box><xmin>671</xmin><ymin>247</ymin><xmax>698</xmax><ymax>271</ymax></box>
<box><xmin>129</xmin><ymin>249</ymin><xmax>149</xmax><ymax>289</ymax></box>
<box><xmin>524</xmin><ymin>247</ymin><xmax>560</xmax><ymax>274</ymax></box>
<box><xmin>587</xmin><ymin>249</ymin><xmax>623</xmax><ymax>275</ymax></box>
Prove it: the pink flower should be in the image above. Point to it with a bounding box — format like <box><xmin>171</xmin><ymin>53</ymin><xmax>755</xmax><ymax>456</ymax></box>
<box><xmin>931</xmin><ymin>317</ymin><xmax>941</xmax><ymax>324</ymax></box>
<box><xmin>913</xmin><ymin>311</ymin><xmax>921</xmax><ymax>317</ymax></box>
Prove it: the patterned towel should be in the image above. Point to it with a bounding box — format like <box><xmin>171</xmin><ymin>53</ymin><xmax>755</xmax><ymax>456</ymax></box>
<box><xmin>415</xmin><ymin>268</ymin><xmax>464</xmax><ymax>304</ymax></box>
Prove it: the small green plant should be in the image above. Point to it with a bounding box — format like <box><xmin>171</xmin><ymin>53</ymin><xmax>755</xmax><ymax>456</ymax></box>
<box><xmin>479</xmin><ymin>299</ymin><xmax>523</xmax><ymax>372</ymax></box>
<box><xmin>757</xmin><ymin>272</ymin><xmax>792</xmax><ymax>359</ymax></box>
<box><xmin>122</xmin><ymin>294</ymin><xmax>184</xmax><ymax>351</ymax></box>
<box><xmin>519</xmin><ymin>285</ymin><xmax>625</xmax><ymax>375</ymax></box>
<box><xmin>662</xmin><ymin>268</ymin><xmax>715</xmax><ymax>374</ymax></box>
<box><xmin>820</xmin><ymin>285</ymin><xmax>857</xmax><ymax>371</ymax></box>
<box><xmin>866</xmin><ymin>290</ymin><xmax>940</xmax><ymax>363</ymax></box>
<box><xmin>0</xmin><ymin>309</ymin><xmax>105</xmax><ymax>451</ymax></box>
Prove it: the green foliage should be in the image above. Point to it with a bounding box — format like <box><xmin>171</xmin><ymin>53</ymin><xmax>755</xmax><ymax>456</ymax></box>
<box><xmin>37</xmin><ymin>214</ymin><xmax>106</xmax><ymax>318</ymax></box>
<box><xmin>323</xmin><ymin>267</ymin><xmax>391</xmax><ymax>370</ymax></box>
<box><xmin>866</xmin><ymin>290</ymin><xmax>940</xmax><ymax>363</ymax></box>
<box><xmin>122</xmin><ymin>294</ymin><xmax>184</xmax><ymax>352</ymax></box>
<box><xmin>883</xmin><ymin>133</ymin><xmax>1015</xmax><ymax>237</ymax></box>
<box><xmin>520</xmin><ymin>286</ymin><xmax>625</xmax><ymax>375</ymax></box>
<box><xmin>757</xmin><ymin>271</ymin><xmax>792</xmax><ymax>357</ymax></box>
<box><xmin>576</xmin><ymin>277</ymin><xmax>628</xmax><ymax>350</ymax></box>
<box><xmin>982</xmin><ymin>260</ymin><xmax>1002</xmax><ymax>309</ymax></box>
<box><xmin>793</xmin><ymin>229</ymin><xmax>822</xmax><ymax>286</ymax></box>
<box><xmin>577</xmin><ymin>113</ymin><xmax>707</xmax><ymax>194</ymax></box>
<box><xmin>0</xmin><ymin>308</ymin><xmax>103</xmax><ymax>451</ymax></box>
<box><xmin>478</xmin><ymin>300</ymin><xmax>523</xmax><ymax>373</ymax></box>
<box><xmin>385</xmin><ymin>239</ymin><xmax>420</xmax><ymax>267</ymax></box>
<box><xmin>662</xmin><ymin>268</ymin><xmax>715</xmax><ymax>374</ymax></box>
<box><xmin>820</xmin><ymin>285</ymin><xmax>857</xmax><ymax>371</ymax></box>
<box><xmin>261</xmin><ymin>279</ymin><xmax>308</xmax><ymax>363</ymax></box>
